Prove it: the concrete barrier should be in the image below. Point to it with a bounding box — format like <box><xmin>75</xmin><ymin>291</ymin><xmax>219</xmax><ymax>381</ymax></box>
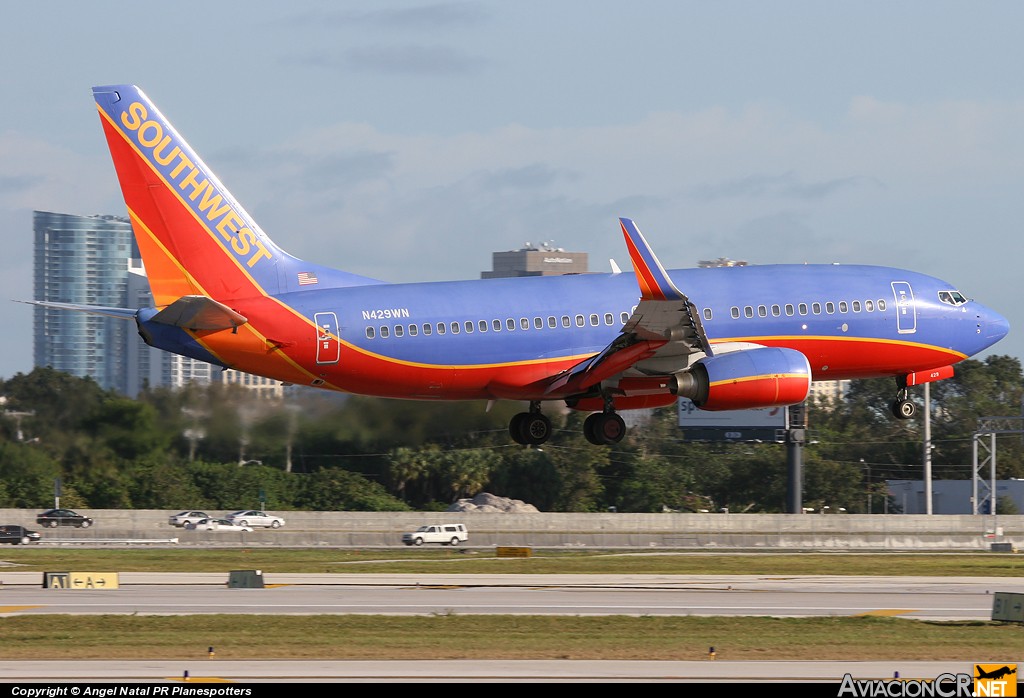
<box><xmin>0</xmin><ymin>509</ymin><xmax>1019</xmax><ymax>550</ymax></box>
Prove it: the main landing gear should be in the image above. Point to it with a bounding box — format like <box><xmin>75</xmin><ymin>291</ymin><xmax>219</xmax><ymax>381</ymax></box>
<box><xmin>583</xmin><ymin>411</ymin><xmax>626</xmax><ymax>445</ymax></box>
<box><xmin>509</xmin><ymin>402</ymin><xmax>552</xmax><ymax>446</ymax></box>
<box><xmin>509</xmin><ymin>399</ymin><xmax>627</xmax><ymax>446</ymax></box>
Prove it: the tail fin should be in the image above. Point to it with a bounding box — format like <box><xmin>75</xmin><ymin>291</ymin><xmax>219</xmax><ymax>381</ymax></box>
<box><xmin>92</xmin><ymin>85</ymin><xmax>380</xmax><ymax>307</ymax></box>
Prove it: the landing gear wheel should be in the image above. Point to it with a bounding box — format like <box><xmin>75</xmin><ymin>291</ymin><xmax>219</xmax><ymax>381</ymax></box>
<box><xmin>584</xmin><ymin>412</ymin><xmax>626</xmax><ymax>445</ymax></box>
<box><xmin>509</xmin><ymin>412</ymin><xmax>529</xmax><ymax>445</ymax></box>
<box><xmin>892</xmin><ymin>398</ymin><xmax>916</xmax><ymax>420</ymax></box>
<box><xmin>510</xmin><ymin>411</ymin><xmax>552</xmax><ymax>445</ymax></box>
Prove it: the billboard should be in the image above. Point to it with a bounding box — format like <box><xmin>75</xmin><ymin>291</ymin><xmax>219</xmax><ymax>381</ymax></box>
<box><xmin>677</xmin><ymin>398</ymin><xmax>788</xmax><ymax>442</ymax></box>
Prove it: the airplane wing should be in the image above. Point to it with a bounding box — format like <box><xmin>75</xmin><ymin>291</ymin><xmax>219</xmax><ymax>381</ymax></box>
<box><xmin>543</xmin><ymin>218</ymin><xmax>713</xmax><ymax>397</ymax></box>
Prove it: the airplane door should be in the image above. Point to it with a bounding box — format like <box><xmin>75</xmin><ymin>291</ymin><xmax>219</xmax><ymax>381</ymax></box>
<box><xmin>891</xmin><ymin>281</ymin><xmax>916</xmax><ymax>334</ymax></box>
<box><xmin>314</xmin><ymin>312</ymin><xmax>340</xmax><ymax>364</ymax></box>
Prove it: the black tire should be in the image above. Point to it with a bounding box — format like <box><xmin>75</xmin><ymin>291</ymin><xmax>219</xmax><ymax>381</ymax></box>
<box><xmin>450</xmin><ymin>537</ymin><xmax>460</xmax><ymax>546</ymax></box>
<box><xmin>583</xmin><ymin>413</ymin><xmax>603</xmax><ymax>445</ymax></box>
<box><xmin>271</xmin><ymin>520</ymin><xmax>281</xmax><ymax>529</ymax></box>
<box><xmin>80</xmin><ymin>520</ymin><xmax>91</xmax><ymax>529</ymax></box>
<box><xmin>509</xmin><ymin>412</ymin><xmax>529</xmax><ymax>445</ymax></box>
<box><xmin>521</xmin><ymin>413</ymin><xmax>552</xmax><ymax>446</ymax></box>
<box><xmin>892</xmin><ymin>399</ymin><xmax>916</xmax><ymax>420</ymax></box>
<box><xmin>413</xmin><ymin>537</ymin><xmax>424</xmax><ymax>546</ymax></box>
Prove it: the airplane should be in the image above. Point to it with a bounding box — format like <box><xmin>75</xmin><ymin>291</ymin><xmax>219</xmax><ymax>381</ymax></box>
<box><xmin>33</xmin><ymin>84</ymin><xmax>1010</xmax><ymax>446</ymax></box>
<box><xmin>975</xmin><ymin>666</ymin><xmax>1016</xmax><ymax>681</ymax></box>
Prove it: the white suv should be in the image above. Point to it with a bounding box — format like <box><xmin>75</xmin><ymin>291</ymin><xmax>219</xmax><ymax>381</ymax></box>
<box><xmin>402</xmin><ymin>523</ymin><xmax>468</xmax><ymax>546</ymax></box>
<box><xmin>225</xmin><ymin>510</ymin><xmax>286</xmax><ymax>529</ymax></box>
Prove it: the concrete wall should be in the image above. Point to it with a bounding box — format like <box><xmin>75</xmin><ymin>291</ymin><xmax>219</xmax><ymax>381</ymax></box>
<box><xmin>2</xmin><ymin>509</ymin><xmax>1020</xmax><ymax>550</ymax></box>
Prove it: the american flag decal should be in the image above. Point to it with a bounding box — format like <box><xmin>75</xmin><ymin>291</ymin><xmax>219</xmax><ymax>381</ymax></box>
<box><xmin>297</xmin><ymin>271</ymin><xmax>318</xmax><ymax>286</ymax></box>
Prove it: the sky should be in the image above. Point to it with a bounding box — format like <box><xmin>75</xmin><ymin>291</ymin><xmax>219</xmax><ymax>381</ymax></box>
<box><xmin>1</xmin><ymin>1</ymin><xmax>1022</xmax><ymax>383</ymax></box>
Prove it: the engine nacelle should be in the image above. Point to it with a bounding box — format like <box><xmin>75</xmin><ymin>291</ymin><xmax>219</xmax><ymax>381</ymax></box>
<box><xmin>673</xmin><ymin>347</ymin><xmax>811</xmax><ymax>411</ymax></box>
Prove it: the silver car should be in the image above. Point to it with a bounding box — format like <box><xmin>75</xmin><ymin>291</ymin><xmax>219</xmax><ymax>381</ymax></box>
<box><xmin>225</xmin><ymin>510</ymin><xmax>285</xmax><ymax>529</ymax></box>
<box><xmin>168</xmin><ymin>510</ymin><xmax>209</xmax><ymax>527</ymax></box>
<box><xmin>184</xmin><ymin>518</ymin><xmax>253</xmax><ymax>533</ymax></box>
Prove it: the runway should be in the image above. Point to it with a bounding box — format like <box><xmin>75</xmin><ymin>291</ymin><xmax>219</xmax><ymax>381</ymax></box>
<box><xmin>0</xmin><ymin>572</ymin><xmax>1012</xmax><ymax>621</ymax></box>
<box><xmin>0</xmin><ymin>572</ymin><xmax>1018</xmax><ymax>683</ymax></box>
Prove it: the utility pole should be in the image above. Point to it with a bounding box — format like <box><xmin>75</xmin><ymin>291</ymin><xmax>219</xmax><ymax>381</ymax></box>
<box><xmin>786</xmin><ymin>403</ymin><xmax>806</xmax><ymax>514</ymax></box>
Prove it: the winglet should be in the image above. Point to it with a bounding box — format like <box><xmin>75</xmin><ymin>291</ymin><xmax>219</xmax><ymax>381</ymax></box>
<box><xmin>619</xmin><ymin>218</ymin><xmax>685</xmax><ymax>301</ymax></box>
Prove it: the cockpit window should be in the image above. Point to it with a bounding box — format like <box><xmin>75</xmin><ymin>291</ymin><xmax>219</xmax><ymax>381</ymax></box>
<box><xmin>938</xmin><ymin>290</ymin><xmax>968</xmax><ymax>306</ymax></box>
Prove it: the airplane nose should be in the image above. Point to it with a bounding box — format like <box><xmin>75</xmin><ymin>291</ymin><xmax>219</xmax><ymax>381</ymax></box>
<box><xmin>981</xmin><ymin>306</ymin><xmax>1010</xmax><ymax>346</ymax></box>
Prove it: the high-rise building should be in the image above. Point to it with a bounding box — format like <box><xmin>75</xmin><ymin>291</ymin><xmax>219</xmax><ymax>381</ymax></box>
<box><xmin>482</xmin><ymin>242</ymin><xmax>588</xmax><ymax>278</ymax></box>
<box><xmin>34</xmin><ymin>210</ymin><xmax>216</xmax><ymax>397</ymax></box>
<box><xmin>33</xmin><ymin>210</ymin><xmax>135</xmax><ymax>393</ymax></box>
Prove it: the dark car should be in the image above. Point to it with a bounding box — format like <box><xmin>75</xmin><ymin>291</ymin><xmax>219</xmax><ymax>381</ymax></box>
<box><xmin>35</xmin><ymin>508</ymin><xmax>93</xmax><ymax>528</ymax></box>
<box><xmin>0</xmin><ymin>525</ymin><xmax>41</xmax><ymax>545</ymax></box>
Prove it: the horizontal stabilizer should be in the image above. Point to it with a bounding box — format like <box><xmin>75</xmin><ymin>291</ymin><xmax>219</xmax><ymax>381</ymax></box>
<box><xmin>151</xmin><ymin>296</ymin><xmax>248</xmax><ymax>331</ymax></box>
<box><xmin>17</xmin><ymin>300</ymin><xmax>138</xmax><ymax>320</ymax></box>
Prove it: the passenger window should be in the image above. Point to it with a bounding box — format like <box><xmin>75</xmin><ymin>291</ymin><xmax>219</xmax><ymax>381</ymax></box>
<box><xmin>395</xmin><ymin>325</ymin><xmax>404</xmax><ymax>337</ymax></box>
<box><xmin>436</xmin><ymin>323</ymin><xmax>445</xmax><ymax>335</ymax></box>
<box><xmin>451</xmin><ymin>322</ymin><xmax>460</xmax><ymax>334</ymax></box>
<box><xmin>703</xmin><ymin>308</ymin><xmax>713</xmax><ymax>321</ymax></box>
<box><xmin>731</xmin><ymin>307</ymin><xmax>740</xmax><ymax>319</ymax></box>
<box><xmin>771</xmin><ymin>305</ymin><xmax>781</xmax><ymax>317</ymax></box>
<box><xmin>604</xmin><ymin>313</ymin><xmax>614</xmax><ymax>325</ymax></box>
<box><xmin>493</xmin><ymin>319</ymin><xmax>502</xmax><ymax>331</ymax></box>
<box><xmin>878</xmin><ymin>299</ymin><xmax>887</xmax><ymax>311</ymax></box>
<box><xmin>365</xmin><ymin>327</ymin><xmax>375</xmax><ymax>339</ymax></box>
<box><xmin>589</xmin><ymin>314</ymin><xmax>599</xmax><ymax>326</ymax></box>
<box><xmin>423</xmin><ymin>323</ymin><xmax>432</xmax><ymax>336</ymax></box>
<box><xmin>825</xmin><ymin>302</ymin><xmax>835</xmax><ymax>314</ymax></box>
<box><xmin>548</xmin><ymin>316</ymin><xmax>557</xmax><ymax>328</ymax></box>
<box><xmin>785</xmin><ymin>304</ymin><xmax>795</xmax><ymax>316</ymax></box>
<box><xmin>798</xmin><ymin>303</ymin><xmax>808</xmax><ymax>315</ymax></box>
<box><xmin>744</xmin><ymin>306</ymin><xmax>753</xmax><ymax>318</ymax></box>
<box><xmin>812</xmin><ymin>302</ymin><xmax>822</xmax><ymax>315</ymax></box>
<box><xmin>380</xmin><ymin>326</ymin><xmax>390</xmax><ymax>338</ymax></box>
<box><xmin>851</xmin><ymin>301</ymin><xmax>860</xmax><ymax>313</ymax></box>
<box><xmin>479</xmin><ymin>320</ymin><xmax>488</xmax><ymax>332</ymax></box>
<box><xmin>507</xmin><ymin>318</ymin><xmax>516</xmax><ymax>331</ymax></box>
<box><xmin>464</xmin><ymin>321</ymin><xmax>473</xmax><ymax>333</ymax></box>
<box><xmin>409</xmin><ymin>324</ymin><xmax>418</xmax><ymax>336</ymax></box>
<box><xmin>520</xmin><ymin>318</ymin><xmax>529</xmax><ymax>330</ymax></box>
<box><xmin>562</xmin><ymin>315</ymin><xmax>571</xmax><ymax>328</ymax></box>
<box><xmin>575</xmin><ymin>314</ymin><xmax>585</xmax><ymax>327</ymax></box>
<box><xmin>620</xmin><ymin>312</ymin><xmax>629</xmax><ymax>324</ymax></box>
<box><xmin>865</xmin><ymin>300</ymin><xmax>874</xmax><ymax>312</ymax></box>
<box><xmin>758</xmin><ymin>305</ymin><xmax>767</xmax><ymax>317</ymax></box>
<box><xmin>839</xmin><ymin>301</ymin><xmax>848</xmax><ymax>313</ymax></box>
<box><xmin>534</xmin><ymin>317</ymin><xmax>543</xmax><ymax>329</ymax></box>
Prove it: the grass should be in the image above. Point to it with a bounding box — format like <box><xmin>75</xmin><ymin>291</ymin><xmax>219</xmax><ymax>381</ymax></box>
<box><xmin>3</xmin><ymin>547</ymin><xmax>1024</xmax><ymax>575</ymax></box>
<box><xmin>0</xmin><ymin>615</ymin><xmax>1019</xmax><ymax>661</ymax></box>
<box><xmin>2</xmin><ymin>548</ymin><xmax>1022</xmax><ymax>660</ymax></box>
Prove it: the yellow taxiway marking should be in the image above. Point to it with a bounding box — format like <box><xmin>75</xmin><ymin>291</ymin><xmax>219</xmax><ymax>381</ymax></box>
<box><xmin>169</xmin><ymin>677</ymin><xmax>235</xmax><ymax>683</ymax></box>
<box><xmin>856</xmin><ymin>609</ymin><xmax>918</xmax><ymax>617</ymax></box>
<box><xmin>0</xmin><ymin>605</ymin><xmax>45</xmax><ymax>613</ymax></box>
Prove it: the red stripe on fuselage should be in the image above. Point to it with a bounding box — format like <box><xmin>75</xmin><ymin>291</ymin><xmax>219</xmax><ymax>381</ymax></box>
<box><xmin>745</xmin><ymin>336</ymin><xmax>965</xmax><ymax>380</ymax></box>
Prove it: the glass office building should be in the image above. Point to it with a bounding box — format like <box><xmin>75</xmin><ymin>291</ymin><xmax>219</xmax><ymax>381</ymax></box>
<box><xmin>33</xmin><ymin>210</ymin><xmax>135</xmax><ymax>393</ymax></box>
